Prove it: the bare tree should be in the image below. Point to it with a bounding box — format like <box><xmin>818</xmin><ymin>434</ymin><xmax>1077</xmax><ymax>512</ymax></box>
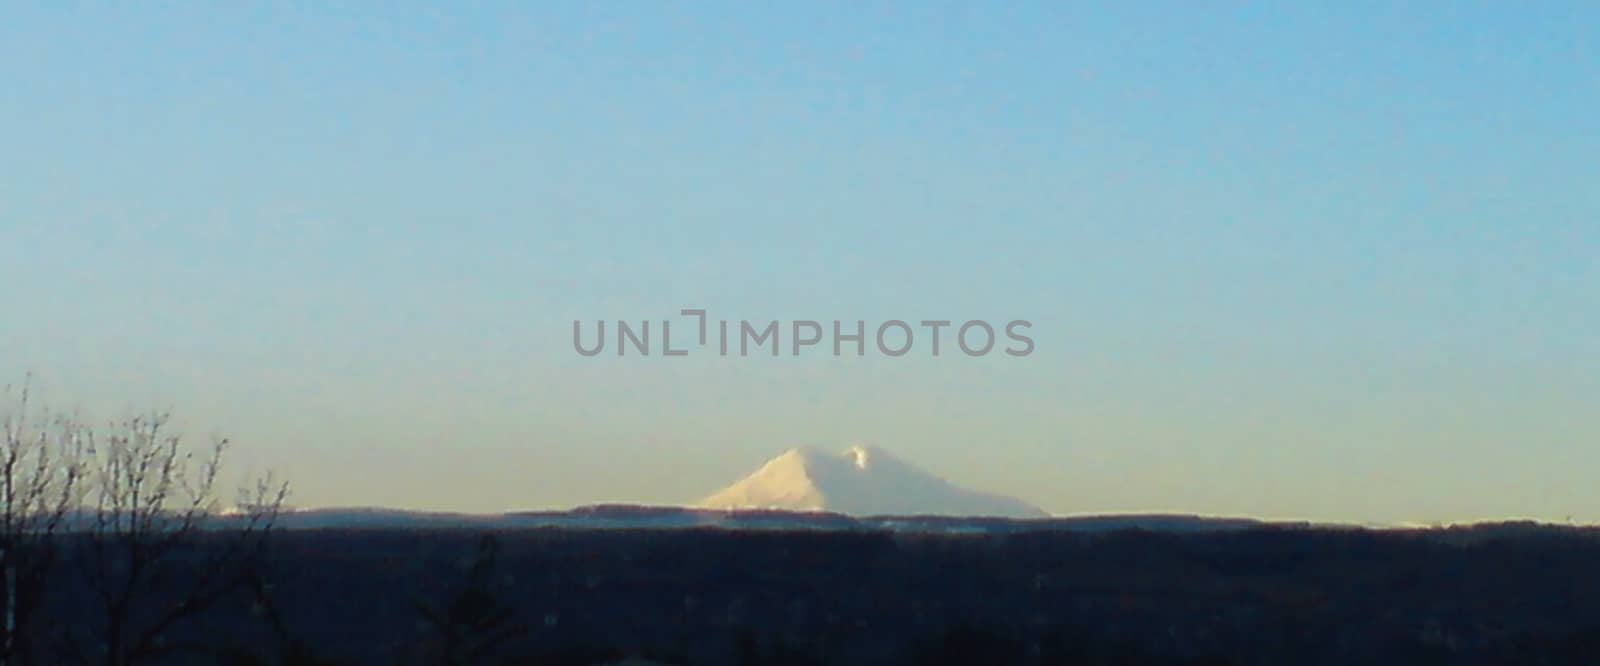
<box><xmin>411</xmin><ymin>534</ymin><xmax>526</xmax><ymax>666</ymax></box>
<box><xmin>67</xmin><ymin>412</ymin><xmax>288</xmax><ymax>666</ymax></box>
<box><xmin>0</xmin><ymin>378</ymin><xmax>88</xmax><ymax>666</ymax></box>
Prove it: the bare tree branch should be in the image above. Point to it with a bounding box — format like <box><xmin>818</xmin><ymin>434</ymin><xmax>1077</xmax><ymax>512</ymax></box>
<box><xmin>0</xmin><ymin>377</ymin><xmax>88</xmax><ymax>666</ymax></box>
<box><xmin>71</xmin><ymin>410</ymin><xmax>289</xmax><ymax>666</ymax></box>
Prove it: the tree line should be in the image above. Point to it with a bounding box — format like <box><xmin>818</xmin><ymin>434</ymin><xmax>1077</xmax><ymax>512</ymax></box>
<box><xmin>1</xmin><ymin>377</ymin><xmax>288</xmax><ymax>666</ymax></box>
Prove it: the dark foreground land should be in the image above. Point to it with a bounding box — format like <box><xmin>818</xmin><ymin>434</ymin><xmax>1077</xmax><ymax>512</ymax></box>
<box><xmin>28</xmin><ymin>523</ymin><xmax>1600</xmax><ymax>665</ymax></box>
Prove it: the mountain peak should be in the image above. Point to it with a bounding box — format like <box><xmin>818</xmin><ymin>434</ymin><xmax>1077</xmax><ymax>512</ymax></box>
<box><xmin>698</xmin><ymin>446</ymin><xmax>1047</xmax><ymax>518</ymax></box>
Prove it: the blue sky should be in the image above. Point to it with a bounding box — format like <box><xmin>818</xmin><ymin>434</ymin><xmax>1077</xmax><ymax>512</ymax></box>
<box><xmin>2</xmin><ymin>3</ymin><xmax>1596</xmax><ymax>522</ymax></box>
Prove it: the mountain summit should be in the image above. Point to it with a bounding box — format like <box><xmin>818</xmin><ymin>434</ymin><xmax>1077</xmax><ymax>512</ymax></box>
<box><xmin>697</xmin><ymin>446</ymin><xmax>1048</xmax><ymax>518</ymax></box>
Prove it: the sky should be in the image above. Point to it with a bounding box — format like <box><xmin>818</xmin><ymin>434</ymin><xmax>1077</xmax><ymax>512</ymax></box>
<box><xmin>1</xmin><ymin>3</ymin><xmax>1596</xmax><ymax>524</ymax></box>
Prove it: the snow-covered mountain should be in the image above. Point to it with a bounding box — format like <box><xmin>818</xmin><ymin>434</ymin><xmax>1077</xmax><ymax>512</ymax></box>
<box><xmin>697</xmin><ymin>445</ymin><xmax>1049</xmax><ymax>518</ymax></box>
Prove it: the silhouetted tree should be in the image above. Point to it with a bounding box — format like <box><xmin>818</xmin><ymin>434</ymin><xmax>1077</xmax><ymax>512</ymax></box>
<box><xmin>64</xmin><ymin>412</ymin><xmax>287</xmax><ymax>666</ymax></box>
<box><xmin>0</xmin><ymin>378</ymin><xmax>88</xmax><ymax>666</ymax></box>
<box><xmin>412</xmin><ymin>534</ymin><xmax>527</xmax><ymax>665</ymax></box>
<box><xmin>214</xmin><ymin>571</ymin><xmax>346</xmax><ymax>666</ymax></box>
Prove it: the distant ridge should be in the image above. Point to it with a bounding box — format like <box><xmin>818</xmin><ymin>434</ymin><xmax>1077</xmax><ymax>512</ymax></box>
<box><xmin>268</xmin><ymin>505</ymin><xmax>1256</xmax><ymax>532</ymax></box>
<box><xmin>229</xmin><ymin>506</ymin><xmax>1600</xmax><ymax>541</ymax></box>
<box><xmin>697</xmin><ymin>445</ymin><xmax>1049</xmax><ymax>518</ymax></box>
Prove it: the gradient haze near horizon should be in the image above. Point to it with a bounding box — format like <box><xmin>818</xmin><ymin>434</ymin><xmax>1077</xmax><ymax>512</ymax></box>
<box><xmin>2</xmin><ymin>3</ymin><xmax>1596</xmax><ymax>524</ymax></box>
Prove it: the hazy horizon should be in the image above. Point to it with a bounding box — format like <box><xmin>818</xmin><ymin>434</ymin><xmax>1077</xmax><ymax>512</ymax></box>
<box><xmin>3</xmin><ymin>4</ymin><xmax>1596</xmax><ymax>525</ymax></box>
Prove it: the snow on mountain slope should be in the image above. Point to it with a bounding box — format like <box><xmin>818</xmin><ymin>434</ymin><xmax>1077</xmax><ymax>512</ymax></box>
<box><xmin>697</xmin><ymin>445</ymin><xmax>1049</xmax><ymax>518</ymax></box>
